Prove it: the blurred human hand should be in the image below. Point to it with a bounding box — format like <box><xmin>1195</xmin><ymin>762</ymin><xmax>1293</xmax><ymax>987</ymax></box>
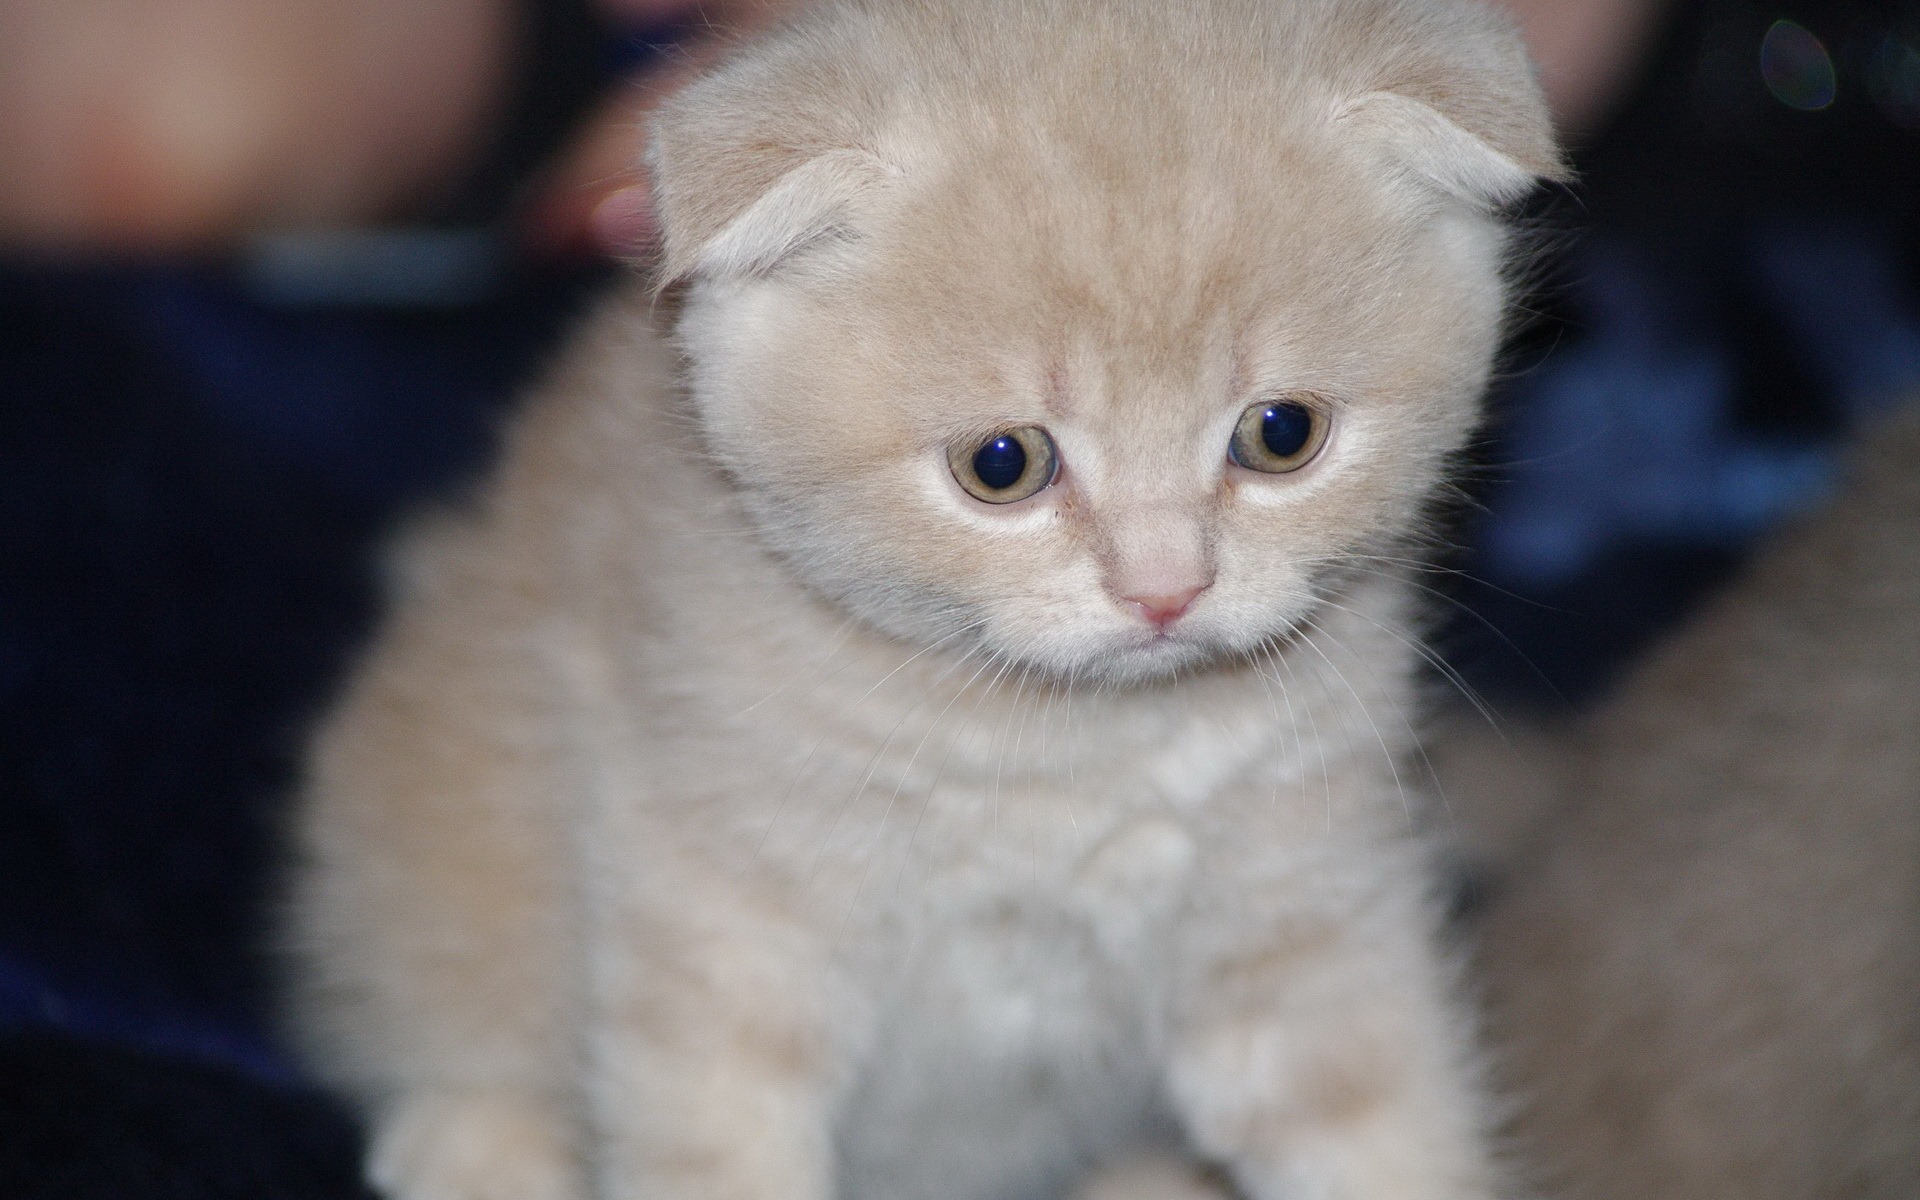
<box><xmin>0</xmin><ymin>0</ymin><xmax>515</xmax><ymax>250</ymax></box>
<box><xmin>0</xmin><ymin>0</ymin><xmax>778</xmax><ymax>255</ymax></box>
<box><xmin>518</xmin><ymin>0</ymin><xmax>803</xmax><ymax>256</ymax></box>
<box><xmin>1499</xmin><ymin>0</ymin><xmax>1669</xmax><ymax>134</ymax></box>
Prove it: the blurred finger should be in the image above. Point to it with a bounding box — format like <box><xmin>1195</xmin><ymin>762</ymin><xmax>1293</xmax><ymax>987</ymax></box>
<box><xmin>523</xmin><ymin>0</ymin><xmax>809</xmax><ymax>258</ymax></box>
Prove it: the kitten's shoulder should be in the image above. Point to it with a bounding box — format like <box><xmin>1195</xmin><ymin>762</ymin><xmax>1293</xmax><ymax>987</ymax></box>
<box><xmin>493</xmin><ymin>285</ymin><xmax>685</xmax><ymax>521</ymax></box>
<box><xmin>386</xmin><ymin>285</ymin><xmax>686</xmax><ymax>599</ymax></box>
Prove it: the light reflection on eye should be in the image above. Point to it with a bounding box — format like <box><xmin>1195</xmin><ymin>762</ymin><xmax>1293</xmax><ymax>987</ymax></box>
<box><xmin>948</xmin><ymin>426</ymin><xmax>1059</xmax><ymax>504</ymax></box>
<box><xmin>1761</xmin><ymin>19</ymin><xmax>1837</xmax><ymax>112</ymax></box>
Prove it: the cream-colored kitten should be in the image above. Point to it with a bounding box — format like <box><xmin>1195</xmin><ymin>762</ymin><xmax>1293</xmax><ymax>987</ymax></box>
<box><xmin>285</xmin><ymin>3</ymin><xmax>1562</xmax><ymax>1199</ymax></box>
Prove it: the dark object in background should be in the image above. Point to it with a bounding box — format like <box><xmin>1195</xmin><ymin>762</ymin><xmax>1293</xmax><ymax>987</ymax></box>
<box><xmin>1451</xmin><ymin>0</ymin><xmax>1920</xmax><ymax>704</ymax></box>
<box><xmin>0</xmin><ymin>1032</ymin><xmax>373</xmax><ymax>1200</ymax></box>
<box><xmin>0</xmin><ymin>262</ymin><xmax>605</xmax><ymax>1192</ymax></box>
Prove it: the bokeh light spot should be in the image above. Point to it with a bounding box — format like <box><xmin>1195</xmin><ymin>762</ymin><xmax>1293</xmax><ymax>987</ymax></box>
<box><xmin>1760</xmin><ymin>19</ymin><xmax>1837</xmax><ymax>111</ymax></box>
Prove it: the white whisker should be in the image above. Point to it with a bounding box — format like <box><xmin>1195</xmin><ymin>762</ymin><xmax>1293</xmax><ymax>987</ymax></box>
<box><xmin>808</xmin><ymin>622</ymin><xmax>990</xmax><ymax>888</ymax></box>
<box><xmin>1298</xmin><ymin>615</ymin><xmax>1412</xmax><ymax>832</ymax></box>
<box><xmin>844</xmin><ymin>641</ymin><xmax>995</xmax><ymax>914</ymax></box>
<box><xmin>730</xmin><ymin>613</ymin><xmax>861</xmax><ymax>720</ymax></box>
<box><xmin>891</xmin><ymin>645</ymin><xmax>1016</xmax><ymax>909</ymax></box>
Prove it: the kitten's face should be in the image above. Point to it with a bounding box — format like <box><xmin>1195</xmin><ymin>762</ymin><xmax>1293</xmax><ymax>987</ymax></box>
<box><xmin>679</xmin><ymin>123</ymin><xmax>1512</xmax><ymax>686</ymax></box>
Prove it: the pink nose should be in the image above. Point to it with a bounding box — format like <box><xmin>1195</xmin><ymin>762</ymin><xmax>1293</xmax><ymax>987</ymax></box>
<box><xmin>1124</xmin><ymin>584</ymin><xmax>1209</xmax><ymax>632</ymax></box>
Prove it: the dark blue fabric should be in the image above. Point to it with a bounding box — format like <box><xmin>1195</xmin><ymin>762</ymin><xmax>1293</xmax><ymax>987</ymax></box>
<box><xmin>0</xmin><ymin>263</ymin><xmax>607</xmax><ymax>1191</ymax></box>
<box><xmin>0</xmin><ymin>1031</ymin><xmax>373</xmax><ymax>1199</ymax></box>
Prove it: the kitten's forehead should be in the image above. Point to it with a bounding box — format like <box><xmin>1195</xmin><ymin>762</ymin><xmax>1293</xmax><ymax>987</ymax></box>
<box><xmin>918</xmin><ymin>137</ymin><xmax>1375</xmax><ymax>291</ymax></box>
<box><xmin>1049</xmin><ymin>340</ymin><xmax>1241</xmax><ymax>444</ymax></box>
<box><xmin>862</xmin><ymin>108</ymin><xmax>1425</xmax><ymax>375</ymax></box>
<box><xmin>853</xmin><ymin>135</ymin><xmax>1424</xmax><ymax>444</ymax></box>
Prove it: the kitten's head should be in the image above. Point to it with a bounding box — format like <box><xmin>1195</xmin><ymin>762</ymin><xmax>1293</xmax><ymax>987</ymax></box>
<box><xmin>651</xmin><ymin>0</ymin><xmax>1563</xmax><ymax>685</ymax></box>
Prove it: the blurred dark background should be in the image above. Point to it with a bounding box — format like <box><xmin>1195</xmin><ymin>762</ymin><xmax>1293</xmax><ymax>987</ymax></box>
<box><xmin>1</xmin><ymin>0</ymin><xmax>1917</xmax><ymax>1195</ymax></box>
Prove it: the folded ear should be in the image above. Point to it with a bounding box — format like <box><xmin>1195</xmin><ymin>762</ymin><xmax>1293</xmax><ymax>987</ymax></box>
<box><xmin>655</xmin><ymin>146</ymin><xmax>893</xmax><ymax>285</ymax></box>
<box><xmin>647</xmin><ymin>34</ymin><xmax>894</xmax><ymax>287</ymax></box>
<box><xmin>1331</xmin><ymin>3</ymin><xmax>1568</xmax><ymax>207</ymax></box>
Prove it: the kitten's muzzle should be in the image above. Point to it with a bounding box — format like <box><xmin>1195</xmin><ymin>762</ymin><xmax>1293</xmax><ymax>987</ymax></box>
<box><xmin>1122</xmin><ymin>582</ymin><xmax>1211</xmax><ymax>634</ymax></box>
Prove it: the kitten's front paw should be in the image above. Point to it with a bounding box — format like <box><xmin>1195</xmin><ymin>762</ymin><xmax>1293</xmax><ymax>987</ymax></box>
<box><xmin>1075</xmin><ymin>1155</ymin><xmax>1237</xmax><ymax>1200</ymax></box>
<box><xmin>369</xmin><ymin>1090</ymin><xmax>582</xmax><ymax>1200</ymax></box>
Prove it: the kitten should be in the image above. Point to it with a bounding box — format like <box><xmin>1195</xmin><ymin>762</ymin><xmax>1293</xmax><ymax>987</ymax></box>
<box><xmin>284</xmin><ymin>3</ymin><xmax>1562</xmax><ymax>1199</ymax></box>
<box><xmin>1467</xmin><ymin>403</ymin><xmax>1920</xmax><ymax>1200</ymax></box>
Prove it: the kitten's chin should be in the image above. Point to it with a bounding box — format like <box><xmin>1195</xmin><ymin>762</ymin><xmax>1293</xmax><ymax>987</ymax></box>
<box><xmin>1095</xmin><ymin>642</ymin><xmax>1225</xmax><ymax>686</ymax></box>
<box><xmin>987</xmin><ymin>628</ymin><xmax>1241</xmax><ymax>688</ymax></box>
<box><xmin>978</xmin><ymin>608</ymin><xmax>1323</xmax><ymax>689</ymax></box>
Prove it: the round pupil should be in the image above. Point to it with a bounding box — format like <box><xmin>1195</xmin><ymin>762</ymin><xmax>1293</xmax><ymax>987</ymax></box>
<box><xmin>1261</xmin><ymin>404</ymin><xmax>1314</xmax><ymax>459</ymax></box>
<box><xmin>973</xmin><ymin>436</ymin><xmax>1028</xmax><ymax>490</ymax></box>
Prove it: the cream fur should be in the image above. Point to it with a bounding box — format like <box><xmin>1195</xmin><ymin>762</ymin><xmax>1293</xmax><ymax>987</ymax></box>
<box><xmin>283</xmin><ymin>3</ymin><xmax>1560</xmax><ymax>1199</ymax></box>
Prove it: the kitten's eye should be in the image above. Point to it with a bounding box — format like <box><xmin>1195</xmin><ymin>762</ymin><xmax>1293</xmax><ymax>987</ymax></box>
<box><xmin>1229</xmin><ymin>397</ymin><xmax>1330</xmax><ymax>473</ymax></box>
<box><xmin>949</xmin><ymin>426</ymin><xmax>1059</xmax><ymax>504</ymax></box>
